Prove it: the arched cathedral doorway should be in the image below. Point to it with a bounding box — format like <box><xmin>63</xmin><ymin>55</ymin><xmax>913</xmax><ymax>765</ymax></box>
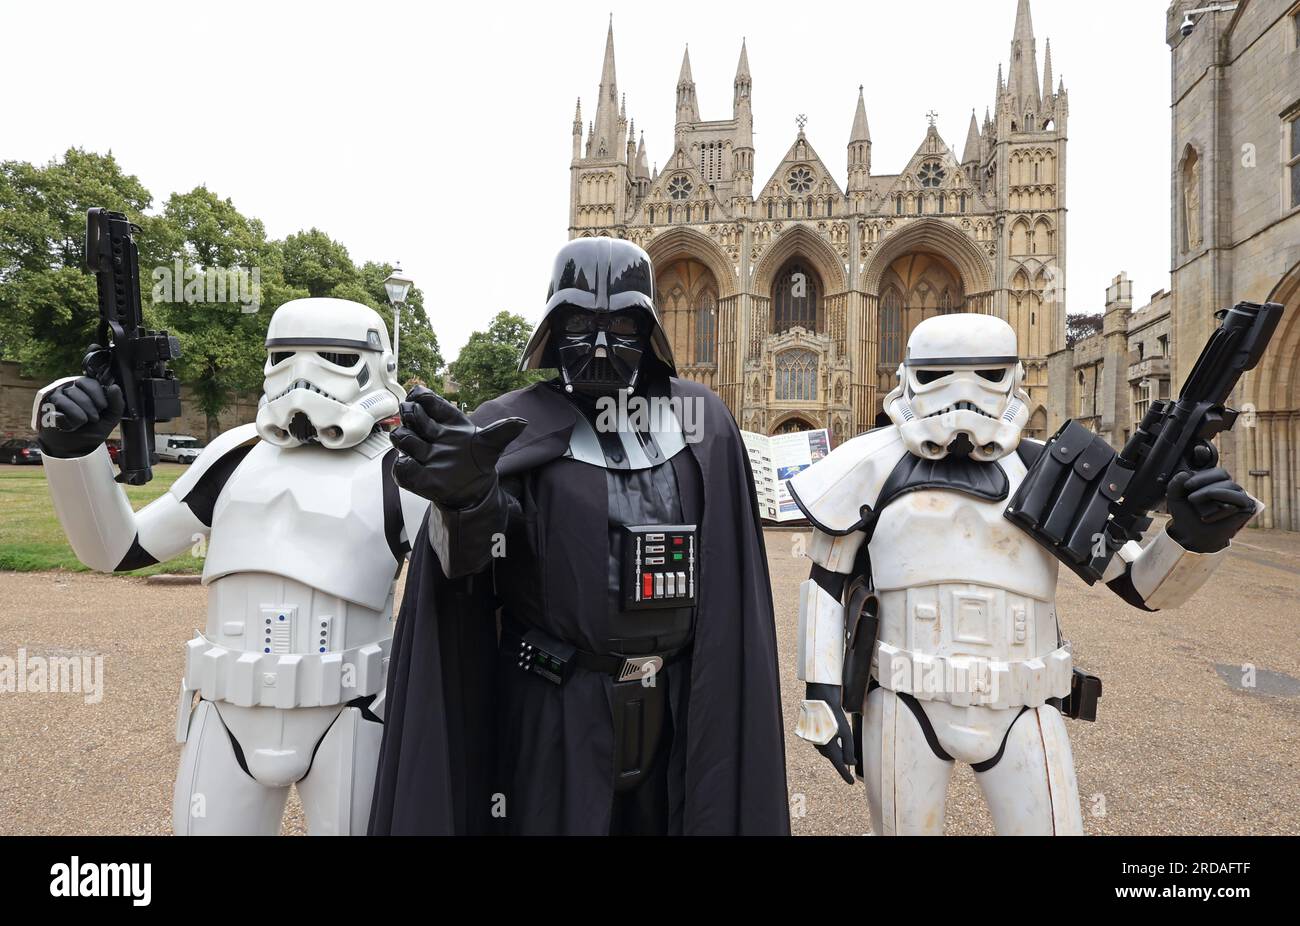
<box><xmin>655</xmin><ymin>257</ymin><xmax>719</xmax><ymax>390</ymax></box>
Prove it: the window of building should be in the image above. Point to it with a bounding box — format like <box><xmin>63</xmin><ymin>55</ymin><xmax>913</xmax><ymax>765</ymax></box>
<box><xmin>767</xmin><ymin>201</ymin><xmax>775</xmax><ymax>219</ymax></box>
<box><xmin>648</xmin><ymin>205</ymin><xmax>655</xmax><ymax>223</ymax></box>
<box><xmin>703</xmin><ymin>204</ymin><xmax>710</xmax><ymax>221</ymax></box>
<box><xmin>668</xmin><ymin>174</ymin><xmax>692</xmax><ymax>200</ymax></box>
<box><xmin>895</xmin><ymin>194</ymin><xmax>903</xmax><ymax>215</ymax></box>
<box><xmin>775</xmin><ymin>349</ymin><xmax>818</xmax><ymax>401</ymax></box>
<box><xmin>1289</xmin><ymin>111</ymin><xmax>1300</xmax><ymax>210</ymax></box>
<box><xmin>787</xmin><ymin>166</ymin><xmax>815</xmax><ymax>194</ymax></box>
<box><xmin>960</xmin><ymin>193</ymin><xmax>967</xmax><ymax>212</ymax></box>
<box><xmin>918</xmin><ymin>160</ymin><xmax>946</xmax><ymax>188</ymax></box>
<box><xmin>916</xmin><ymin>196</ymin><xmax>923</xmax><ymax>215</ymax></box>
<box><xmin>695</xmin><ymin>291</ymin><xmax>716</xmax><ymax>364</ymax></box>
<box><xmin>1157</xmin><ymin>334</ymin><xmax>1168</xmax><ymax>356</ymax></box>
<box><xmin>786</xmin><ymin>200</ymin><xmax>794</xmax><ymax>218</ymax></box>
<box><xmin>772</xmin><ymin>260</ymin><xmax>821</xmax><ymax>333</ymax></box>
<box><xmin>938</xmin><ymin>193</ymin><xmax>946</xmax><ymax>213</ymax></box>
<box><xmin>879</xmin><ymin>288</ymin><xmax>903</xmax><ymax>366</ymax></box>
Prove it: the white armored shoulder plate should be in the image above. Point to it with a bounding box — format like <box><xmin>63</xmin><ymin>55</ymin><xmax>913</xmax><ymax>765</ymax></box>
<box><xmin>170</xmin><ymin>424</ymin><xmax>260</xmax><ymax>499</ymax></box>
<box><xmin>785</xmin><ymin>426</ymin><xmax>909</xmax><ymax>535</ymax></box>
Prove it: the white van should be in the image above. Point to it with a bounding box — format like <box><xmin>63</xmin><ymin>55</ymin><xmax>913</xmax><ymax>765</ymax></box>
<box><xmin>155</xmin><ymin>434</ymin><xmax>202</xmax><ymax>463</ymax></box>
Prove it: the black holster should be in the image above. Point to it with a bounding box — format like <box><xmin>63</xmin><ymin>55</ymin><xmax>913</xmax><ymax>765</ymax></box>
<box><xmin>611</xmin><ymin>675</ymin><xmax>666</xmax><ymax>792</ymax></box>
<box><xmin>841</xmin><ymin>578</ymin><xmax>879</xmax><ymax>714</ymax></box>
<box><xmin>1049</xmin><ymin>668</ymin><xmax>1104</xmax><ymax>722</ymax></box>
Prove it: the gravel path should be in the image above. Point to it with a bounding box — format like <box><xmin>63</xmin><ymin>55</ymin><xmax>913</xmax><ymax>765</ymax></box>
<box><xmin>1</xmin><ymin>528</ymin><xmax>1296</xmax><ymax>835</ymax></box>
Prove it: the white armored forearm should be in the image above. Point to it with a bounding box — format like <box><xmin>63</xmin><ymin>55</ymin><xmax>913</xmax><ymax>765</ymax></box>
<box><xmin>1103</xmin><ymin>525</ymin><xmax>1227</xmax><ymax>610</ymax></box>
<box><xmin>797</xmin><ymin>579</ymin><xmax>845</xmax><ymax>685</ymax></box>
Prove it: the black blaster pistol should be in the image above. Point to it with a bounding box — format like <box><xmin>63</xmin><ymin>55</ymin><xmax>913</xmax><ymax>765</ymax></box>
<box><xmin>1006</xmin><ymin>300</ymin><xmax>1281</xmax><ymax>584</ymax></box>
<box><xmin>85</xmin><ymin>208</ymin><xmax>182</xmax><ymax>485</ymax></box>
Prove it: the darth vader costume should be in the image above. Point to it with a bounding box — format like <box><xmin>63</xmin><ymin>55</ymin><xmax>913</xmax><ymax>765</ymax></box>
<box><xmin>369</xmin><ymin>237</ymin><xmax>789</xmax><ymax>835</ymax></box>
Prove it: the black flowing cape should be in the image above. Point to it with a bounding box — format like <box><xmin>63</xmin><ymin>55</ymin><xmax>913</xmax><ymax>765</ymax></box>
<box><xmin>368</xmin><ymin>378</ymin><xmax>789</xmax><ymax>835</ymax></box>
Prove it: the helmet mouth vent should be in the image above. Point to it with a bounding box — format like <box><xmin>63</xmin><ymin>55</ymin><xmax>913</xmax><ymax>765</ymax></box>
<box><xmin>289</xmin><ymin>412</ymin><xmax>317</xmax><ymax>443</ymax></box>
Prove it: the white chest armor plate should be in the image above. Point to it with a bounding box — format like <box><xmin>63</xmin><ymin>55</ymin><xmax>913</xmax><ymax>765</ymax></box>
<box><xmin>870</xmin><ymin>454</ymin><xmax>1073</xmax><ymax>708</ymax></box>
<box><xmin>203</xmin><ymin>434</ymin><xmax>399</xmax><ymax>612</ymax></box>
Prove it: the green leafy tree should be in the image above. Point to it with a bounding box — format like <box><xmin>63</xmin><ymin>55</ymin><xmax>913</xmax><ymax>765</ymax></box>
<box><xmin>0</xmin><ymin>148</ymin><xmax>158</xmax><ymax>378</ymax></box>
<box><xmin>153</xmin><ymin>187</ymin><xmax>305</xmax><ymax>440</ymax></box>
<box><xmin>282</xmin><ymin>229</ymin><xmax>359</xmax><ymax>297</ymax></box>
<box><xmin>356</xmin><ymin>261</ymin><xmax>443</xmax><ymax>390</ymax></box>
<box><xmin>449</xmin><ymin>311</ymin><xmax>548</xmax><ymax>411</ymax></box>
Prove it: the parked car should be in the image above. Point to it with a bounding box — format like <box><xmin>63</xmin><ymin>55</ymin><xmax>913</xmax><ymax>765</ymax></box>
<box><xmin>155</xmin><ymin>434</ymin><xmax>202</xmax><ymax>463</ymax></box>
<box><xmin>0</xmin><ymin>438</ymin><xmax>43</xmax><ymax>464</ymax></box>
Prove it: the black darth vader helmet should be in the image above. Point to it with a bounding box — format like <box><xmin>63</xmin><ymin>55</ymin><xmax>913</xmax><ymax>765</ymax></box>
<box><xmin>519</xmin><ymin>236</ymin><xmax>676</xmax><ymax>394</ymax></box>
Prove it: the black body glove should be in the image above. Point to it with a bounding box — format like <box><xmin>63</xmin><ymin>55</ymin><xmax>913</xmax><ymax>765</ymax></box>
<box><xmin>1166</xmin><ymin>467</ymin><xmax>1257</xmax><ymax>553</ymax></box>
<box><xmin>806</xmin><ymin>682</ymin><xmax>856</xmax><ymax>784</ymax></box>
<box><xmin>390</xmin><ymin>386</ymin><xmax>527</xmax><ymax>509</ymax></box>
<box><xmin>36</xmin><ymin>347</ymin><xmax>124</xmax><ymax>459</ymax></box>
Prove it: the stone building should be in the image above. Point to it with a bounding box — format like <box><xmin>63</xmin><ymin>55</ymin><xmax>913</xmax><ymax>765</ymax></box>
<box><xmin>1049</xmin><ymin>2</ymin><xmax>1300</xmax><ymax>531</ymax></box>
<box><xmin>568</xmin><ymin>0</ymin><xmax>1067</xmax><ymax>444</ymax></box>
<box><xmin>1048</xmin><ymin>272</ymin><xmax>1173</xmax><ymax>450</ymax></box>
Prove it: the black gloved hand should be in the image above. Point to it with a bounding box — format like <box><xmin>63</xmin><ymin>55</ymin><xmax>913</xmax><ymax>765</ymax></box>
<box><xmin>36</xmin><ymin>346</ymin><xmax>124</xmax><ymax>459</ymax></box>
<box><xmin>1166</xmin><ymin>467</ymin><xmax>1258</xmax><ymax>553</ymax></box>
<box><xmin>390</xmin><ymin>386</ymin><xmax>527</xmax><ymax>509</ymax></box>
<box><xmin>806</xmin><ymin>682</ymin><xmax>856</xmax><ymax>784</ymax></box>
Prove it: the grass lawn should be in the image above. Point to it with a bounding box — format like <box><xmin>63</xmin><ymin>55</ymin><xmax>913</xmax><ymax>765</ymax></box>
<box><xmin>0</xmin><ymin>461</ymin><xmax>204</xmax><ymax>574</ymax></box>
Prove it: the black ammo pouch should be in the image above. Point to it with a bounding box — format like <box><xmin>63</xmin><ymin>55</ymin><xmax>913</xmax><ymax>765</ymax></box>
<box><xmin>1048</xmin><ymin>668</ymin><xmax>1103</xmax><ymax>722</ymax></box>
<box><xmin>841</xmin><ymin>578</ymin><xmax>879</xmax><ymax>714</ymax></box>
<box><xmin>1005</xmin><ymin>420</ymin><xmax>1147</xmax><ymax>584</ymax></box>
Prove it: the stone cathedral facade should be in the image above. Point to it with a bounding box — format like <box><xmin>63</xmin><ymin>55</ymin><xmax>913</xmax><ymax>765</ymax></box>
<box><xmin>568</xmin><ymin>0</ymin><xmax>1067</xmax><ymax>444</ymax></box>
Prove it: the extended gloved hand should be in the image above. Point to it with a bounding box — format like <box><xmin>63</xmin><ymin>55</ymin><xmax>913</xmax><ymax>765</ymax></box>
<box><xmin>390</xmin><ymin>386</ymin><xmax>527</xmax><ymax>509</ymax></box>
<box><xmin>36</xmin><ymin>346</ymin><xmax>124</xmax><ymax>459</ymax></box>
<box><xmin>801</xmin><ymin>682</ymin><xmax>856</xmax><ymax>784</ymax></box>
<box><xmin>1166</xmin><ymin>467</ymin><xmax>1259</xmax><ymax>553</ymax></box>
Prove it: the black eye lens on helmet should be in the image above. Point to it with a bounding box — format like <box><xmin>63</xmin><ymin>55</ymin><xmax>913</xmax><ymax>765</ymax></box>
<box><xmin>271</xmin><ymin>351</ymin><xmax>293</xmax><ymax>365</ymax></box>
<box><xmin>608</xmin><ymin>313</ymin><xmax>642</xmax><ymax>336</ymax></box>
<box><xmin>915</xmin><ymin>369</ymin><xmax>953</xmax><ymax>384</ymax></box>
<box><xmin>563</xmin><ymin>312</ymin><xmax>598</xmax><ymax>334</ymax></box>
<box><xmin>976</xmin><ymin>369</ymin><xmax>1006</xmax><ymax>382</ymax></box>
<box><xmin>319</xmin><ymin>351</ymin><xmax>360</xmax><ymax>367</ymax></box>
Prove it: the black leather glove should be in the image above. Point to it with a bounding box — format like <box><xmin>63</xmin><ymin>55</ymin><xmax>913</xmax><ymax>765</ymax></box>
<box><xmin>36</xmin><ymin>347</ymin><xmax>124</xmax><ymax>459</ymax></box>
<box><xmin>806</xmin><ymin>682</ymin><xmax>856</xmax><ymax>784</ymax></box>
<box><xmin>390</xmin><ymin>386</ymin><xmax>527</xmax><ymax>509</ymax></box>
<box><xmin>1166</xmin><ymin>467</ymin><xmax>1257</xmax><ymax>553</ymax></box>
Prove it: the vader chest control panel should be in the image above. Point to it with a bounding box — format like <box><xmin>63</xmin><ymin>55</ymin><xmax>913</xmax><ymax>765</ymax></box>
<box><xmin>621</xmin><ymin>523</ymin><xmax>697</xmax><ymax>610</ymax></box>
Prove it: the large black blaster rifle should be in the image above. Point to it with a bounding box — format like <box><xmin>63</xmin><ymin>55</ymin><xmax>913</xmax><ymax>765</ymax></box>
<box><xmin>1006</xmin><ymin>300</ymin><xmax>1281</xmax><ymax>583</ymax></box>
<box><xmin>84</xmin><ymin>207</ymin><xmax>182</xmax><ymax>485</ymax></box>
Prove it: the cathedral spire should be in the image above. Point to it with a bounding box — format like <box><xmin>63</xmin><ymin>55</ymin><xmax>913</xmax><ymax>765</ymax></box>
<box><xmin>1042</xmin><ymin>37</ymin><xmax>1053</xmax><ymax>98</ymax></box>
<box><xmin>734</xmin><ymin>38</ymin><xmax>752</xmax><ymax>110</ymax></box>
<box><xmin>1007</xmin><ymin>0</ymin><xmax>1041</xmax><ymax>114</ymax></box>
<box><xmin>962</xmin><ymin>109</ymin><xmax>981</xmax><ymax>164</ymax></box>
<box><xmin>635</xmin><ymin>131</ymin><xmax>650</xmax><ymax>180</ymax></box>
<box><xmin>676</xmin><ymin>44</ymin><xmax>700</xmax><ymax>125</ymax></box>
<box><xmin>850</xmin><ymin>84</ymin><xmax>871</xmax><ymax>143</ymax></box>
<box><xmin>591</xmin><ymin>17</ymin><xmax>622</xmax><ymax>159</ymax></box>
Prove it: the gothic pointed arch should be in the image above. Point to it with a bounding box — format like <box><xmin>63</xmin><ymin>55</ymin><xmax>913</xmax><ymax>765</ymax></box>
<box><xmin>753</xmin><ymin>223</ymin><xmax>848</xmax><ymax>295</ymax></box>
<box><xmin>861</xmin><ymin>218</ymin><xmax>992</xmax><ymax>296</ymax></box>
<box><xmin>645</xmin><ymin>226</ymin><xmax>735</xmax><ymax>298</ymax></box>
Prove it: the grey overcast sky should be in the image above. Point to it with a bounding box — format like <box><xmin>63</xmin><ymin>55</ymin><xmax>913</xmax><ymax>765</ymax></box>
<box><xmin>2</xmin><ymin>0</ymin><xmax>1174</xmax><ymax>358</ymax></box>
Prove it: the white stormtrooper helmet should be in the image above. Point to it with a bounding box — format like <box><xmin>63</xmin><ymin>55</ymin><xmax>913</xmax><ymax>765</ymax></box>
<box><xmin>883</xmin><ymin>314</ymin><xmax>1030</xmax><ymax>462</ymax></box>
<box><xmin>255</xmin><ymin>298</ymin><xmax>405</xmax><ymax>450</ymax></box>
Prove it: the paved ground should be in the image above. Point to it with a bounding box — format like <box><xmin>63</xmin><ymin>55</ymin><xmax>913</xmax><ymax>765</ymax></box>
<box><xmin>1</xmin><ymin>526</ymin><xmax>1297</xmax><ymax>836</ymax></box>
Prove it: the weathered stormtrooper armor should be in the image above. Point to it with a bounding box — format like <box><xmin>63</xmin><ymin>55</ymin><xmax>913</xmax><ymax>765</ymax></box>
<box><xmin>35</xmin><ymin>298</ymin><xmax>428</xmax><ymax>834</ymax></box>
<box><xmin>788</xmin><ymin>314</ymin><xmax>1259</xmax><ymax>835</ymax></box>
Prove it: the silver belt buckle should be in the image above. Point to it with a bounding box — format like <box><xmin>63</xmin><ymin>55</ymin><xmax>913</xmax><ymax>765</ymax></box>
<box><xmin>617</xmin><ymin>655</ymin><xmax>663</xmax><ymax>683</ymax></box>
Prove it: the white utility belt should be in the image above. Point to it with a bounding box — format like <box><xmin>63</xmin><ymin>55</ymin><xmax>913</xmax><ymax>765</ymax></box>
<box><xmin>178</xmin><ymin>633</ymin><xmax>390</xmax><ymax>715</ymax></box>
<box><xmin>874</xmin><ymin>641</ymin><xmax>1073</xmax><ymax>709</ymax></box>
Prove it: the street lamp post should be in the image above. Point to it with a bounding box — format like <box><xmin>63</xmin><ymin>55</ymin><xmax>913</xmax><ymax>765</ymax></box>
<box><xmin>383</xmin><ymin>263</ymin><xmax>414</xmax><ymax>366</ymax></box>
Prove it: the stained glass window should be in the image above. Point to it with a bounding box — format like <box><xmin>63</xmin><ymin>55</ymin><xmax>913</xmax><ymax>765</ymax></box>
<box><xmin>668</xmin><ymin>175</ymin><xmax>692</xmax><ymax>200</ymax></box>
<box><xmin>775</xmin><ymin>349</ymin><xmax>818</xmax><ymax>401</ymax></box>
<box><xmin>879</xmin><ymin>288</ymin><xmax>903</xmax><ymax>365</ymax></box>
<box><xmin>787</xmin><ymin>166</ymin><xmax>814</xmax><ymax>194</ymax></box>
<box><xmin>918</xmin><ymin>160</ymin><xmax>946</xmax><ymax>188</ymax></box>
<box><xmin>773</xmin><ymin>261</ymin><xmax>819</xmax><ymax>333</ymax></box>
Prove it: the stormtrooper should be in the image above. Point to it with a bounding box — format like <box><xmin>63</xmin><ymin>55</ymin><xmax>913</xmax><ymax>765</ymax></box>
<box><xmin>34</xmin><ymin>298</ymin><xmax>428</xmax><ymax>835</ymax></box>
<box><xmin>787</xmin><ymin>313</ymin><xmax>1260</xmax><ymax>835</ymax></box>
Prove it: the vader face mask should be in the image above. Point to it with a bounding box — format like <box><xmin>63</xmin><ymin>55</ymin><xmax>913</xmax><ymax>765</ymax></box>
<box><xmin>552</xmin><ymin>306</ymin><xmax>650</xmax><ymax>395</ymax></box>
<box><xmin>517</xmin><ymin>236</ymin><xmax>677</xmax><ymax>396</ymax></box>
<box><xmin>883</xmin><ymin>314</ymin><xmax>1030</xmax><ymax>462</ymax></box>
<box><xmin>255</xmin><ymin>298</ymin><xmax>405</xmax><ymax>450</ymax></box>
